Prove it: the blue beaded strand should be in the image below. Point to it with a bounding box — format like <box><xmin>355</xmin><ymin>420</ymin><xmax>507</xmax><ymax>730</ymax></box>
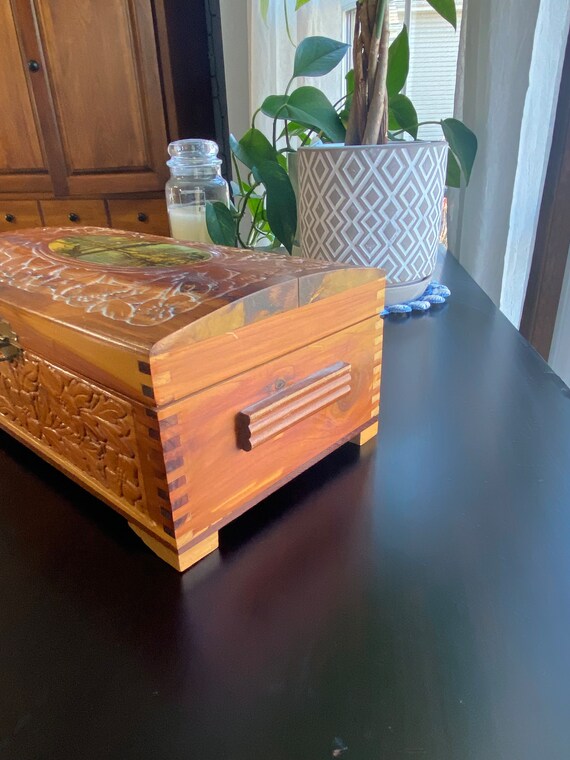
<box><xmin>381</xmin><ymin>281</ymin><xmax>451</xmax><ymax>317</ymax></box>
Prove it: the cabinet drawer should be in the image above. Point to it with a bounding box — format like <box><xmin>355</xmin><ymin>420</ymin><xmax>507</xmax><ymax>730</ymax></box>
<box><xmin>0</xmin><ymin>202</ymin><xmax>42</xmax><ymax>232</ymax></box>
<box><xmin>108</xmin><ymin>199</ymin><xmax>170</xmax><ymax>236</ymax></box>
<box><xmin>41</xmin><ymin>200</ymin><xmax>108</xmax><ymax>228</ymax></box>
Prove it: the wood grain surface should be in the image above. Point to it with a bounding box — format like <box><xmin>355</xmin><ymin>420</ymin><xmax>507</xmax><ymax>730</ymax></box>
<box><xmin>0</xmin><ymin>349</ymin><xmax>155</xmax><ymax>530</ymax></box>
<box><xmin>41</xmin><ymin>200</ymin><xmax>109</xmax><ymax>228</ymax></box>
<box><xmin>152</xmin><ymin>316</ymin><xmax>382</xmax><ymax>555</ymax></box>
<box><xmin>0</xmin><ymin>226</ymin><xmax>385</xmax><ymax>569</ymax></box>
<box><xmin>236</xmin><ymin>362</ymin><xmax>352</xmax><ymax>451</ymax></box>
<box><xmin>107</xmin><ymin>199</ymin><xmax>170</xmax><ymax>236</ymax></box>
<box><xmin>0</xmin><ymin>227</ymin><xmax>383</xmax><ymax>348</ymax></box>
<box><xmin>29</xmin><ymin>0</ymin><xmax>168</xmax><ymax>195</ymax></box>
<box><xmin>0</xmin><ymin>201</ymin><xmax>42</xmax><ymax>233</ymax></box>
<box><xmin>0</xmin><ymin>1</ymin><xmax>53</xmax><ymax>194</ymax></box>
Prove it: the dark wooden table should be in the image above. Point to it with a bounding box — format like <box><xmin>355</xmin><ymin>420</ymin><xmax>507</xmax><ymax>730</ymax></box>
<box><xmin>1</xmin><ymin>253</ymin><xmax>570</xmax><ymax>760</ymax></box>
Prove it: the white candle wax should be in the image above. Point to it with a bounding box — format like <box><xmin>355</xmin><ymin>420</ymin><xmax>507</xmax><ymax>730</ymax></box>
<box><xmin>168</xmin><ymin>204</ymin><xmax>211</xmax><ymax>244</ymax></box>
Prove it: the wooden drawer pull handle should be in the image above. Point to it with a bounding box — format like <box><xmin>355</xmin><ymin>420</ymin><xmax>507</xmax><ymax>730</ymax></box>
<box><xmin>236</xmin><ymin>361</ymin><xmax>351</xmax><ymax>452</ymax></box>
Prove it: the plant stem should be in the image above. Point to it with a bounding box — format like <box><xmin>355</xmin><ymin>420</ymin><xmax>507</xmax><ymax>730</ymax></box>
<box><xmin>247</xmin><ymin>192</ymin><xmax>264</xmax><ymax>246</ymax></box>
<box><xmin>375</xmin><ymin>0</ymin><xmax>388</xmax><ymax>37</ymax></box>
<box><xmin>232</xmin><ymin>154</ymin><xmax>245</xmax><ymax>193</ymax></box>
<box><xmin>235</xmin><ymin>214</ymin><xmax>247</xmax><ymax>248</ymax></box>
<box><xmin>283</xmin><ymin>0</ymin><xmax>296</xmax><ymax>47</ymax></box>
<box><xmin>236</xmin><ymin>183</ymin><xmax>262</xmax><ymax>225</ymax></box>
<box><xmin>251</xmin><ymin>108</ymin><xmax>262</xmax><ymax>130</ymax></box>
<box><xmin>233</xmin><ymin>181</ymin><xmax>263</xmax><ymax>248</ymax></box>
<box><xmin>346</xmin><ymin>2</ymin><xmax>366</xmax><ymax>144</ymax></box>
<box><xmin>272</xmin><ymin>103</ymin><xmax>290</xmax><ymax>147</ymax></box>
<box><xmin>362</xmin><ymin>10</ymin><xmax>390</xmax><ymax>144</ymax></box>
<box><xmin>333</xmin><ymin>94</ymin><xmax>348</xmax><ymax>110</ymax></box>
<box><xmin>366</xmin><ymin>1</ymin><xmax>380</xmax><ymax>101</ymax></box>
<box><xmin>284</xmin><ymin>121</ymin><xmax>292</xmax><ymax>151</ymax></box>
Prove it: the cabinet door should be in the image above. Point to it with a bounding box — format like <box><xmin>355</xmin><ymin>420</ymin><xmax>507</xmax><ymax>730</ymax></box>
<box><xmin>0</xmin><ymin>3</ymin><xmax>52</xmax><ymax>193</ymax></box>
<box><xmin>31</xmin><ymin>0</ymin><xmax>169</xmax><ymax>196</ymax></box>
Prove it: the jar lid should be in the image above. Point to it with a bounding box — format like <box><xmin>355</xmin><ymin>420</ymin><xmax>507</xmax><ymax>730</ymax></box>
<box><xmin>167</xmin><ymin>139</ymin><xmax>222</xmax><ymax>168</ymax></box>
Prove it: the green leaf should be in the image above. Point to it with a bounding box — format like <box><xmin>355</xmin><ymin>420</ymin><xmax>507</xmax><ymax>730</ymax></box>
<box><xmin>341</xmin><ymin>70</ymin><xmax>354</xmax><ymax>127</ymax></box>
<box><xmin>424</xmin><ymin>0</ymin><xmax>457</xmax><ymax>29</ymax></box>
<box><xmin>230</xmin><ymin>129</ymin><xmax>278</xmax><ymax>172</ymax></box>
<box><xmin>345</xmin><ymin>68</ymin><xmax>355</xmax><ymax>96</ymax></box>
<box><xmin>205</xmin><ymin>202</ymin><xmax>237</xmax><ymax>247</ymax></box>
<box><xmin>441</xmin><ymin>118</ymin><xmax>478</xmax><ymax>184</ymax></box>
<box><xmin>388</xmin><ymin>94</ymin><xmax>418</xmax><ymax>139</ymax></box>
<box><xmin>279</xmin><ymin>122</ymin><xmax>310</xmax><ymax>141</ymax></box>
<box><xmin>247</xmin><ymin>193</ymin><xmax>265</xmax><ymax>220</ymax></box>
<box><xmin>266</xmin><ymin>87</ymin><xmax>345</xmax><ymax>143</ymax></box>
<box><xmin>446</xmin><ymin>149</ymin><xmax>461</xmax><ymax>188</ymax></box>
<box><xmin>284</xmin><ymin>86</ymin><xmax>346</xmax><ymax>143</ymax></box>
<box><xmin>295</xmin><ymin>0</ymin><xmax>312</xmax><ymax>8</ymax></box>
<box><xmin>260</xmin><ymin>0</ymin><xmax>269</xmax><ymax>22</ymax></box>
<box><xmin>293</xmin><ymin>36</ymin><xmax>349</xmax><ymax>78</ymax></box>
<box><xmin>261</xmin><ymin>95</ymin><xmax>289</xmax><ymax>118</ymax></box>
<box><xmin>387</xmin><ymin>25</ymin><xmax>409</xmax><ymax>97</ymax></box>
<box><xmin>252</xmin><ymin>161</ymin><xmax>297</xmax><ymax>253</ymax></box>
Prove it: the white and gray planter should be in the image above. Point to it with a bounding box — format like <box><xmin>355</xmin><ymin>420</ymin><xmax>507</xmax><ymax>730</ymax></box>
<box><xmin>297</xmin><ymin>141</ymin><xmax>448</xmax><ymax>305</ymax></box>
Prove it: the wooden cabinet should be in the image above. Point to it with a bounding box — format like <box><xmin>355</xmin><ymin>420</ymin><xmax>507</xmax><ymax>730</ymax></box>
<box><xmin>0</xmin><ymin>0</ymin><xmax>228</xmax><ymax>234</ymax></box>
<box><xmin>29</xmin><ymin>0</ymin><xmax>168</xmax><ymax>196</ymax></box>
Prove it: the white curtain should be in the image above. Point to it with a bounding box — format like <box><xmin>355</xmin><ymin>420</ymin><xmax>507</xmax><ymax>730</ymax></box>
<box><xmin>448</xmin><ymin>0</ymin><xmax>570</xmax><ymax>325</ymax></box>
<box><xmin>248</xmin><ymin>0</ymin><xmax>344</xmax><ymax>140</ymax></box>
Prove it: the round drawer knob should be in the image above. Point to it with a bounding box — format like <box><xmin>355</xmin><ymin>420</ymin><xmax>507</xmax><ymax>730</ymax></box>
<box><xmin>137</xmin><ymin>212</ymin><xmax>148</xmax><ymax>223</ymax></box>
<box><xmin>68</xmin><ymin>212</ymin><xmax>80</xmax><ymax>223</ymax></box>
<box><xmin>4</xmin><ymin>214</ymin><xmax>15</xmax><ymax>223</ymax></box>
<box><xmin>27</xmin><ymin>60</ymin><xmax>40</xmax><ymax>73</ymax></box>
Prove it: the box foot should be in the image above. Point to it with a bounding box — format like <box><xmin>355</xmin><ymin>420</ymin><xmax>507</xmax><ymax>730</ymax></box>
<box><xmin>129</xmin><ymin>523</ymin><xmax>219</xmax><ymax>572</ymax></box>
<box><xmin>350</xmin><ymin>421</ymin><xmax>379</xmax><ymax>447</ymax></box>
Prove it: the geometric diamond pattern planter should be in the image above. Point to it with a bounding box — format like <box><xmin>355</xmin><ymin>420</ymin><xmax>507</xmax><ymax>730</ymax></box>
<box><xmin>298</xmin><ymin>141</ymin><xmax>448</xmax><ymax>304</ymax></box>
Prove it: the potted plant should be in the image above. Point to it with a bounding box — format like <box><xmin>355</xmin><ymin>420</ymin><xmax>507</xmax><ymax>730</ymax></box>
<box><xmin>207</xmin><ymin>0</ymin><xmax>476</xmax><ymax>305</ymax></box>
<box><xmin>206</xmin><ymin>30</ymin><xmax>351</xmax><ymax>254</ymax></box>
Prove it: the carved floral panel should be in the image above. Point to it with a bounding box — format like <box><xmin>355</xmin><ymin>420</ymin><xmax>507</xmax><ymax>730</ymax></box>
<box><xmin>0</xmin><ymin>351</ymin><xmax>145</xmax><ymax>514</ymax></box>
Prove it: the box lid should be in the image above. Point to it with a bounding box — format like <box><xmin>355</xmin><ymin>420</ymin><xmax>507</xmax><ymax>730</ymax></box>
<box><xmin>0</xmin><ymin>227</ymin><xmax>384</xmax><ymax>405</ymax></box>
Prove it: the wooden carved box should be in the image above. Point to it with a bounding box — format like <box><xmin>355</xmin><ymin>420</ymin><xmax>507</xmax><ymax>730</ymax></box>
<box><xmin>0</xmin><ymin>227</ymin><xmax>385</xmax><ymax>571</ymax></box>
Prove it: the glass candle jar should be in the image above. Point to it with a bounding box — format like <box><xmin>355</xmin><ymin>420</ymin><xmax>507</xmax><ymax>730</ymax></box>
<box><xmin>165</xmin><ymin>139</ymin><xmax>230</xmax><ymax>243</ymax></box>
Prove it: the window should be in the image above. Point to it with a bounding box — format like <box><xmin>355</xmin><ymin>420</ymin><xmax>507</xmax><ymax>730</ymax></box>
<box><xmin>342</xmin><ymin>0</ymin><xmax>463</xmax><ymax>140</ymax></box>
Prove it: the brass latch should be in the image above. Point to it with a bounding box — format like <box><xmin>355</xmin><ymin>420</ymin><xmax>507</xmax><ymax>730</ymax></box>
<box><xmin>0</xmin><ymin>317</ymin><xmax>22</xmax><ymax>363</ymax></box>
